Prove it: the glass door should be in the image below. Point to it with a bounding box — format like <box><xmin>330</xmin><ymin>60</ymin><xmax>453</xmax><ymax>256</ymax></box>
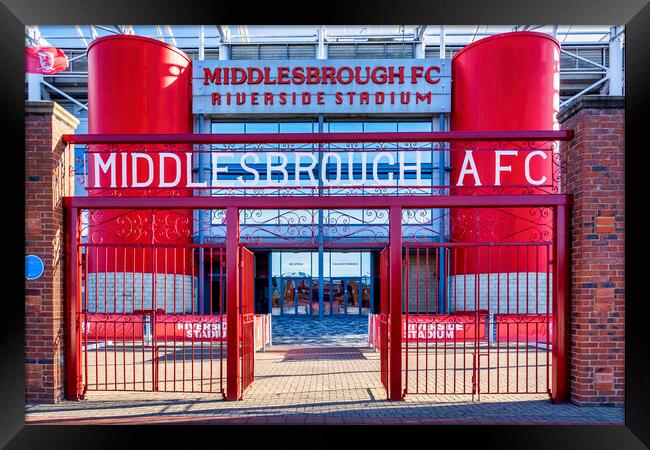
<box><xmin>345</xmin><ymin>278</ymin><xmax>360</xmax><ymax>314</ymax></box>
<box><xmin>295</xmin><ymin>278</ymin><xmax>312</xmax><ymax>314</ymax></box>
<box><xmin>330</xmin><ymin>279</ymin><xmax>345</xmax><ymax>314</ymax></box>
<box><xmin>281</xmin><ymin>278</ymin><xmax>296</xmax><ymax>314</ymax></box>
<box><xmin>281</xmin><ymin>277</ymin><xmax>313</xmax><ymax>315</ymax></box>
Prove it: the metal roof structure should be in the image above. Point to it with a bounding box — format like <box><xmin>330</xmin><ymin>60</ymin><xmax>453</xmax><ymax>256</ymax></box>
<box><xmin>25</xmin><ymin>24</ymin><xmax>624</xmax><ymax>129</ymax></box>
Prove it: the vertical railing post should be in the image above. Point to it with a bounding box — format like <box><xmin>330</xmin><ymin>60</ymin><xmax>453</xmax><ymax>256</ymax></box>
<box><xmin>226</xmin><ymin>206</ymin><xmax>241</xmax><ymax>400</ymax></box>
<box><xmin>389</xmin><ymin>206</ymin><xmax>403</xmax><ymax>400</ymax></box>
<box><xmin>65</xmin><ymin>206</ymin><xmax>83</xmax><ymax>400</ymax></box>
<box><xmin>552</xmin><ymin>204</ymin><xmax>569</xmax><ymax>403</ymax></box>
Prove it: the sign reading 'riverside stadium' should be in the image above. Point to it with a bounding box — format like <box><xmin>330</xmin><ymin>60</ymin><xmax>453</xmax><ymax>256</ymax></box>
<box><xmin>192</xmin><ymin>59</ymin><xmax>451</xmax><ymax>114</ymax></box>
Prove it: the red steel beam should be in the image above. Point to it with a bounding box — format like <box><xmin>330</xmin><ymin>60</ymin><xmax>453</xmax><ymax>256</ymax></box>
<box><xmin>389</xmin><ymin>206</ymin><xmax>403</xmax><ymax>401</ymax></box>
<box><xmin>65</xmin><ymin>207</ymin><xmax>83</xmax><ymax>400</ymax></box>
<box><xmin>552</xmin><ymin>203</ymin><xmax>569</xmax><ymax>403</ymax></box>
<box><xmin>63</xmin><ymin>194</ymin><xmax>569</xmax><ymax>210</ymax></box>
<box><xmin>62</xmin><ymin>130</ymin><xmax>574</xmax><ymax>145</ymax></box>
<box><xmin>225</xmin><ymin>206</ymin><xmax>241</xmax><ymax>401</ymax></box>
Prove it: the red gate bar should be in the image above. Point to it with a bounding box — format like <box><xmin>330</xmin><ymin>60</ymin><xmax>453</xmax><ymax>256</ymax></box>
<box><xmin>76</xmin><ymin>240</ymin><xmax>235</xmax><ymax>395</ymax></box>
<box><xmin>65</xmin><ymin>207</ymin><xmax>83</xmax><ymax>400</ymax></box>
<box><xmin>64</xmin><ymin>195</ymin><xmax>569</xmax><ymax>210</ymax></box>
<box><xmin>62</xmin><ymin>130</ymin><xmax>573</xmax><ymax>145</ymax></box>
<box><xmin>240</xmin><ymin>247</ymin><xmax>255</xmax><ymax>395</ymax></box>
<box><xmin>226</xmin><ymin>207</ymin><xmax>241</xmax><ymax>400</ymax></box>
<box><xmin>552</xmin><ymin>204</ymin><xmax>569</xmax><ymax>403</ymax></box>
<box><xmin>379</xmin><ymin>247</ymin><xmax>390</xmax><ymax>397</ymax></box>
<box><xmin>65</xmin><ymin>197</ymin><xmax>570</xmax><ymax>402</ymax></box>
<box><xmin>389</xmin><ymin>206</ymin><xmax>403</xmax><ymax>400</ymax></box>
<box><xmin>398</xmin><ymin>240</ymin><xmax>554</xmax><ymax>398</ymax></box>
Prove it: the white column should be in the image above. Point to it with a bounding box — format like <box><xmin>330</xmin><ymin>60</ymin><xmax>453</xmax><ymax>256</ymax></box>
<box><xmin>199</xmin><ymin>25</ymin><xmax>205</xmax><ymax>61</ymax></box>
<box><xmin>27</xmin><ymin>73</ymin><xmax>43</xmax><ymax>101</ymax></box>
<box><xmin>608</xmin><ymin>26</ymin><xmax>623</xmax><ymax>96</ymax></box>
<box><xmin>317</xmin><ymin>26</ymin><xmax>327</xmax><ymax>59</ymax></box>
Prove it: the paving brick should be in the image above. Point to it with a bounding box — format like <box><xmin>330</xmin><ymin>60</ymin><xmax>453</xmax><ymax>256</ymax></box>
<box><xmin>25</xmin><ymin>344</ymin><xmax>623</xmax><ymax>425</ymax></box>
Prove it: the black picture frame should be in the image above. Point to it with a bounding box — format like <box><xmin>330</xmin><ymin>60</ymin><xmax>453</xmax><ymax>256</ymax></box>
<box><xmin>2</xmin><ymin>0</ymin><xmax>648</xmax><ymax>447</ymax></box>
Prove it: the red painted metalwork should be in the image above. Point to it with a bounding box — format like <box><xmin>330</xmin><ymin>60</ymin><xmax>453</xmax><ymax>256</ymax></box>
<box><xmin>65</xmin><ymin>207</ymin><xmax>83</xmax><ymax>400</ymax></box>
<box><xmin>450</xmin><ymin>32</ymin><xmax>561</xmax><ymax>274</ymax></box>
<box><xmin>64</xmin><ymin>194</ymin><xmax>568</xmax><ymax>210</ymax></box>
<box><xmin>225</xmin><ymin>207</ymin><xmax>241</xmax><ymax>400</ymax></box>
<box><xmin>86</xmin><ymin>35</ymin><xmax>193</xmax><ymax>274</ymax></box>
<box><xmin>389</xmin><ymin>206</ymin><xmax>403</xmax><ymax>400</ymax></box>
<box><xmin>379</xmin><ymin>247</ymin><xmax>389</xmax><ymax>397</ymax></box>
<box><xmin>552</xmin><ymin>204</ymin><xmax>569</xmax><ymax>403</ymax></box>
<box><xmin>63</xmin><ymin>130</ymin><xmax>572</xmax><ymax>145</ymax></box>
<box><xmin>400</xmin><ymin>239</ymin><xmax>553</xmax><ymax>400</ymax></box>
<box><xmin>68</xmin><ymin>131</ymin><xmax>570</xmax><ymax>198</ymax></box>
<box><xmin>78</xmin><ymin>240</ymin><xmax>228</xmax><ymax>396</ymax></box>
<box><xmin>240</xmin><ymin>247</ymin><xmax>255</xmax><ymax>395</ymax></box>
<box><xmin>63</xmin><ymin>129</ymin><xmax>572</xmax><ymax>403</ymax></box>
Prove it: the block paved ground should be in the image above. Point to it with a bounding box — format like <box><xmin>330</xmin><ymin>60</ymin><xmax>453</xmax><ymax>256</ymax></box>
<box><xmin>25</xmin><ymin>343</ymin><xmax>623</xmax><ymax>425</ymax></box>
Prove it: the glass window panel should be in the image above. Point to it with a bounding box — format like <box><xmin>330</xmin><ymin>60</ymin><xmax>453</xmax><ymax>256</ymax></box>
<box><xmin>323</xmin><ymin>252</ymin><xmax>331</xmax><ymax>277</ymax></box>
<box><xmin>211</xmin><ymin>122</ymin><xmax>245</xmax><ymax>133</ymax></box>
<box><xmin>280</xmin><ymin>252</ymin><xmax>312</xmax><ymax>277</ymax></box>
<box><xmin>397</xmin><ymin>121</ymin><xmax>432</xmax><ymax>132</ymax></box>
<box><xmin>279</xmin><ymin>122</ymin><xmax>316</xmax><ymax>133</ymax></box>
<box><xmin>326</xmin><ymin>121</ymin><xmax>363</xmax><ymax>132</ymax></box>
<box><xmin>211</xmin><ymin>122</ymin><xmax>245</xmax><ymax>152</ymax></box>
<box><xmin>361</xmin><ymin>252</ymin><xmax>371</xmax><ymax>277</ymax></box>
<box><xmin>364</xmin><ymin>121</ymin><xmax>398</xmax><ymax>132</ymax></box>
<box><xmin>330</xmin><ymin>252</ymin><xmax>362</xmax><ymax>277</ymax></box>
<box><xmin>271</xmin><ymin>252</ymin><xmax>282</xmax><ymax>277</ymax></box>
<box><xmin>244</xmin><ymin>122</ymin><xmax>279</xmax><ymax>133</ymax></box>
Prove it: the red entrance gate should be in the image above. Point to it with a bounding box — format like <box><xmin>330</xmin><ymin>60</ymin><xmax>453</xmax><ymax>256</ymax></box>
<box><xmin>63</xmin><ymin>130</ymin><xmax>571</xmax><ymax>403</ymax></box>
<box><xmin>67</xmin><ymin>206</ymin><xmax>259</xmax><ymax>401</ymax></box>
<box><xmin>78</xmin><ymin>240</ymin><xmax>228</xmax><ymax>396</ymax></box>
<box><xmin>240</xmin><ymin>247</ymin><xmax>255</xmax><ymax>395</ymax></box>
<box><xmin>401</xmin><ymin>241</ymin><xmax>553</xmax><ymax>401</ymax></box>
<box><xmin>379</xmin><ymin>247</ymin><xmax>389</xmax><ymax>396</ymax></box>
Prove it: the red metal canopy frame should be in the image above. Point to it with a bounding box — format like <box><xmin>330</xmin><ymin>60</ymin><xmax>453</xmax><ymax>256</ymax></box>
<box><xmin>63</xmin><ymin>130</ymin><xmax>572</xmax><ymax>403</ymax></box>
<box><xmin>63</xmin><ymin>130</ymin><xmax>573</xmax><ymax>145</ymax></box>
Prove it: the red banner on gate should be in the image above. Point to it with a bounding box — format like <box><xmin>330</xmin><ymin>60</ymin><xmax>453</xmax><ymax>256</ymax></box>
<box><xmin>369</xmin><ymin>313</ymin><xmax>552</xmax><ymax>349</ymax></box>
<box><xmin>82</xmin><ymin>313</ymin><xmax>271</xmax><ymax>350</ymax></box>
<box><xmin>403</xmin><ymin>314</ymin><xmax>487</xmax><ymax>341</ymax></box>
<box><xmin>25</xmin><ymin>46</ymin><xmax>69</xmax><ymax>75</ymax></box>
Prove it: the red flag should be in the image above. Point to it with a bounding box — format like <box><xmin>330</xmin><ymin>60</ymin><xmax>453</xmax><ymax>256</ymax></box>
<box><xmin>25</xmin><ymin>46</ymin><xmax>69</xmax><ymax>75</ymax></box>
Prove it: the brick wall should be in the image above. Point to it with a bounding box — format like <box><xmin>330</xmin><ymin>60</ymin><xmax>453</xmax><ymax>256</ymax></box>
<box><xmin>25</xmin><ymin>101</ymin><xmax>78</xmax><ymax>403</ymax></box>
<box><xmin>558</xmin><ymin>96</ymin><xmax>625</xmax><ymax>407</ymax></box>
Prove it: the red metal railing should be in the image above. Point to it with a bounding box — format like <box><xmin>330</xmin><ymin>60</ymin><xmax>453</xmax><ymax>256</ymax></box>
<box><xmin>240</xmin><ymin>247</ymin><xmax>255</xmax><ymax>395</ymax></box>
<box><xmin>400</xmin><ymin>241</ymin><xmax>553</xmax><ymax>400</ymax></box>
<box><xmin>63</xmin><ymin>130</ymin><xmax>571</xmax><ymax>403</ymax></box>
<box><xmin>64</xmin><ymin>130</ymin><xmax>572</xmax><ymax>198</ymax></box>
<box><xmin>379</xmin><ymin>247</ymin><xmax>390</xmax><ymax>397</ymax></box>
<box><xmin>79</xmin><ymin>242</ymin><xmax>228</xmax><ymax>396</ymax></box>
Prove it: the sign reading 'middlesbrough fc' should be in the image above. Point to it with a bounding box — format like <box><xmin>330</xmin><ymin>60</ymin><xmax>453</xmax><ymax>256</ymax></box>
<box><xmin>192</xmin><ymin>59</ymin><xmax>451</xmax><ymax>114</ymax></box>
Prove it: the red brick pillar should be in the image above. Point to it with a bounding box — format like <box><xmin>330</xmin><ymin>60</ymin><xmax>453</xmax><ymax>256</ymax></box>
<box><xmin>25</xmin><ymin>101</ymin><xmax>79</xmax><ymax>403</ymax></box>
<box><xmin>558</xmin><ymin>96</ymin><xmax>624</xmax><ymax>407</ymax></box>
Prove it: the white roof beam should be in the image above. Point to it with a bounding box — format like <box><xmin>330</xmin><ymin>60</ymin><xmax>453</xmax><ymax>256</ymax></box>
<box><xmin>416</xmin><ymin>25</ymin><xmax>428</xmax><ymax>41</ymax></box>
<box><xmin>165</xmin><ymin>25</ymin><xmax>177</xmax><ymax>47</ymax></box>
<box><xmin>216</xmin><ymin>25</ymin><xmax>229</xmax><ymax>44</ymax></box>
<box><xmin>155</xmin><ymin>25</ymin><xmax>165</xmax><ymax>43</ymax></box>
<box><xmin>75</xmin><ymin>25</ymin><xmax>89</xmax><ymax>47</ymax></box>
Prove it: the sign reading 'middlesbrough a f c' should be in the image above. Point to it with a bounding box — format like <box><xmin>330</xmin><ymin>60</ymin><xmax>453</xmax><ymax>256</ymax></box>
<box><xmin>192</xmin><ymin>59</ymin><xmax>451</xmax><ymax>115</ymax></box>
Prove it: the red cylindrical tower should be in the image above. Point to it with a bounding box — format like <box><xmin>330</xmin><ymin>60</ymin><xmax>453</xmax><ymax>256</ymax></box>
<box><xmin>449</xmin><ymin>32</ymin><xmax>560</xmax><ymax>314</ymax></box>
<box><xmin>86</xmin><ymin>35</ymin><xmax>194</xmax><ymax>313</ymax></box>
